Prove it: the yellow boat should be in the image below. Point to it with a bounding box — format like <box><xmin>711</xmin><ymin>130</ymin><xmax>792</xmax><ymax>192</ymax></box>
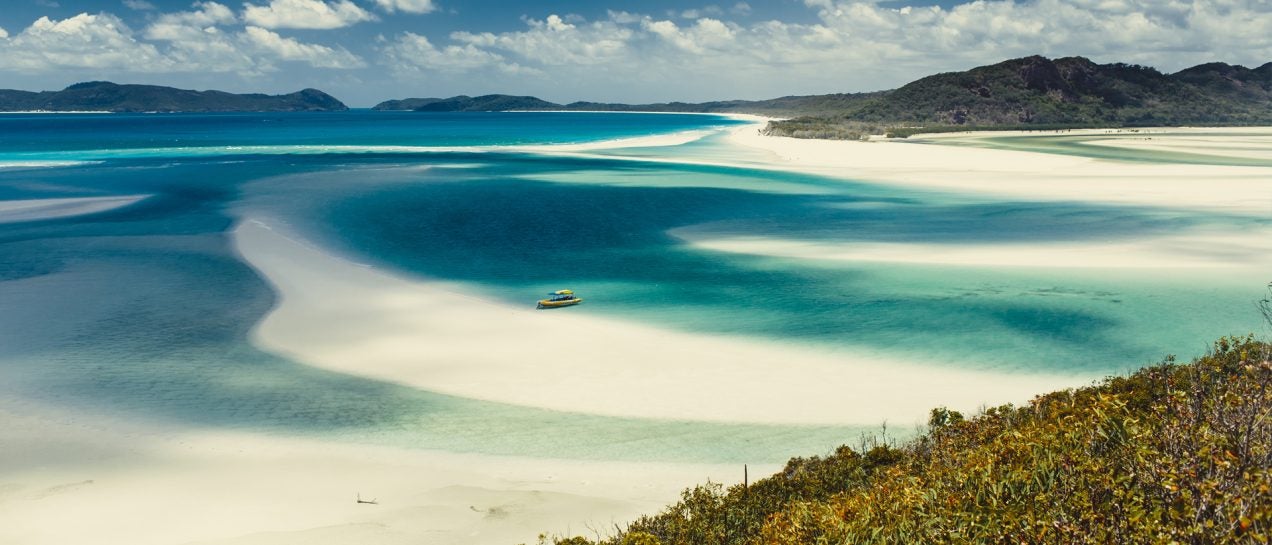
<box><xmin>537</xmin><ymin>289</ymin><xmax>583</xmax><ymax>309</ymax></box>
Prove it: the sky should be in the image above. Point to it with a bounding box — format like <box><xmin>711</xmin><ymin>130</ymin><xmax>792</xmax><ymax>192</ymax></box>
<box><xmin>0</xmin><ymin>0</ymin><xmax>1270</xmax><ymax>107</ymax></box>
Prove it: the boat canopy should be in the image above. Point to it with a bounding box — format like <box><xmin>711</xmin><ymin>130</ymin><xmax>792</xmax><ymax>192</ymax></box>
<box><xmin>553</xmin><ymin>289</ymin><xmax>574</xmax><ymax>295</ymax></box>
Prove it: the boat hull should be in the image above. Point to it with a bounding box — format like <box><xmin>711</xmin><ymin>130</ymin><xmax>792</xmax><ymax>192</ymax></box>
<box><xmin>537</xmin><ymin>298</ymin><xmax>583</xmax><ymax>309</ymax></box>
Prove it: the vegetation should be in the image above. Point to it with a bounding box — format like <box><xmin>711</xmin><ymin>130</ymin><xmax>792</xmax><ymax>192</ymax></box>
<box><xmin>536</xmin><ymin>330</ymin><xmax>1272</xmax><ymax>544</ymax></box>
<box><xmin>370</xmin><ymin>92</ymin><xmax>881</xmax><ymax>116</ymax></box>
<box><xmin>766</xmin><ymin>56</ymin><xmax>1272</xmax><ymax>138</ymax></box>
<box><xmin>376</xmin><ymin>56</ymin><xmax>1271</xmax><ymax>138</ymax></box>
<box><xmin>0</xmin><ymin>81</ymin><xmax>348</xmax><ymax>112</ymax></box>
<box><xmin>373</xmin><ymin>94</ymin><xmax>558</xmax><ymax>112</ymax></box>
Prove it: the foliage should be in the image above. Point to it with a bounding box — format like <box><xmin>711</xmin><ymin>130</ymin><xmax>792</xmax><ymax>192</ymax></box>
<box><xmin>763</xmin><ymin>55</ymin><xmax>1272</xmax><ymax>139</ymax></box>
<box><xmin>543</xmin><ymin>335</ymin><xmax>1272</xmax><ymax>545</ymax></box>
<box><xmin>0</xmin><ymin>81</ymin><xmax>347</xmax><ymax>112</ymax></box>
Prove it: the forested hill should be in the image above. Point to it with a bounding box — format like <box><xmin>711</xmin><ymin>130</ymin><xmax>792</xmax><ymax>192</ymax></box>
<box><xmin>375</xmin><ymin>56</ymin><xmax>1272</xmax><ymax>138</ymax></box>
<box><xmin>766</xmin><ymin>56</ymin><xmax>1272</xmax><ymax>138</ymax></box>
<box><xmin>0</xmin><ymin>82</ymin><xmax>348</xmax><ymax>113</ymax></box>
<box><xmin>370</xmin><ymin>92</ymin><xmax>881</xmax><ymax>115</ymax></box>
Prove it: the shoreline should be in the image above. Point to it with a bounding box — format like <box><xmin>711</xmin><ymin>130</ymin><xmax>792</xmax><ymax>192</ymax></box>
<box><xmin>6</xmin><ymin>113</ymin><xmax>1271</xmax><ymax>545</ymax></box>
<box><xmin>718</xmin><ymin>120</ymin><xmax>1272</xmax><ymax>214</ymax></box>
<box><xmin>235</xmin><ymin>217</ymin><xmax>1083</xmax><ymax>427</ymax></box>
<box><xmin>0</xmin><ymin>403</ymin><xmax>753</xmax><ymax>545</ymax></box>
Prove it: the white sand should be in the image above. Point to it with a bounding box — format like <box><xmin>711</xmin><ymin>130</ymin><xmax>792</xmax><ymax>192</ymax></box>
<box><xmin>0</xmin><ymin>195</ymin><xmax>147</xmax><ymax>224</ymax></box>
<box><xmin>511</xmin><ymin>130</ymin><xmax>715</xmax><ymax>152</ymax></box>
<box><xmin>0</xmin><ymin>404</ymin><xmax>752</xmax><ymax>545</ymax></box>
<box><xmin>724</xmin><ymin>122</ymin><xmax>1272</xmax><ymax>214</ymax></box>
<box><xmin>672</xmin><ymin>227</ymin><xmax>1272</xmax><ymax>270</ymax></box>
<box><xmin>11</xmin><ymin>120</ymin><xmax>1269</xmax><ymax>545</ymax></box>
<box><xmin>0</xmin><ymin>160</ymin><xmax>100</xmax><ymax>170</ymax></box>
<box><xmin>1080</xmin><ymin>130</ymin><xmax>1272</xmax><ymax>161</ymax></box>
<box><xmin>236</xmin><ymin>218</ymin><xmax>1080</xmax><ymax>427</ymax></box>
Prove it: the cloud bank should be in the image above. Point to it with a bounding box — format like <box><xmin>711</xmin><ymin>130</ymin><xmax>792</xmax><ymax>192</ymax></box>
<box><xmin>0</xmin><ymin>3</ymin><xmax>364</xmax><ymax>74</ymax></box>
<box><xmin>0</xmin><ymin>0</ymin><xmax>1269</xmax><ymax>102</ymax></box>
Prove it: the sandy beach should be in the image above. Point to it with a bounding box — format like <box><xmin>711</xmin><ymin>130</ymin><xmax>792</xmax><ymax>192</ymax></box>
<box><xmin>724</xmin><ymin>121</ymin><xmax>1272</xmax><ymax>215</ymax></box>
<box><xmin>0</xmin><ymin>404</ymin><xmax>752</xmax><ymax>545</ymax></box>
<box><xmin>5</xmin><ymin>121</ymin><xmax>1270</xmax><ymax>545</ymax></box>
<box><xmin>236</xmin><ymin>218</ymin><xmax>1079</xmax><ymax>426</ymax></box>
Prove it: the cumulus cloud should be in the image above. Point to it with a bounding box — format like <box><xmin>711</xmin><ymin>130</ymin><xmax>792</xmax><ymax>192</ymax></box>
<box><xmin>382</xmin><ymin>32</ymin><xmax>530</xmax><ymax>74</ymax></box>
<box><xmin>800</xmin><ymin>0</ymin><xmax>1272</xmax><ymax>72</ymax></box>
<box><xmin>642</xmin><ymin>17</ymin><xmax>736</xmax><ymax>53</ymax></box>
<box><xmin>0</xmin><ymin>4</ymin><xmax>365</xmax><ymax>77</ymax></box>
<box><xmin>451</xmin><ymin>14</ymin><xmax>634</xmax><ymax>66</ymax></box>
<box><xmin>0</xmin><ymin>13</ymin><xmax>174</xmax><ymax>72</ymax></box>
<box><xmin>241</xmin><ymin>26</ymin><xmax>364</xmax><ymax>68</ymax></box>
<box><xmin>242</xmin><ymin>0</ymin><xmax>376</xmax><ymax>29</ymax></box>
<box><xmin>373</xmin><ymin>0</ymin><xmax>436</xmax><ymax>14</ymax></box>
<box><xmin>3</xmin><ymin>0</ymin><xmax>1271</xmax><ymax>103</ymax></box>
<box><xmin>143</xmin><ymin>3</ymin><xmax>364</xmax><ymax>72</ymax></box>
<box><xmin>376</xmin><ymin>0</ymin><xmax>1272</xmax><ymax>101</ymax></box>
<box><xmin>146</xmin><ymin>1</ymin><xmax>236</xmax><ymax>34</ymax></box>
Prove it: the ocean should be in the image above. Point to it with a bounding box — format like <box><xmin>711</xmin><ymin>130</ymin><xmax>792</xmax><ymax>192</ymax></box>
<box><xmin>0</xmin><ymin>111</ymin><xmax>1265</xmax><ymax>465</ymax></box>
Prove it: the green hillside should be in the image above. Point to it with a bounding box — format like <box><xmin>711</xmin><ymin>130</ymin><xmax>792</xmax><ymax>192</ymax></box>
<box><xmin>370</xmin><ymin>92</ymin><xmax>880</xmax><ymax>115</ymax></box>
<box><xmin>538</xmin><ymin>331</ymin><xmax>1272</xmax><ymax>545</ymax></box>
<box><xmin>766</xmin><ymin>56</ymin><xmax>1272</xmax><ymax>138</ymax></box>
<box><xmin>0</xmin><ymin>81</ymin><xmax>348</xmax><ymax>112</ymax></box>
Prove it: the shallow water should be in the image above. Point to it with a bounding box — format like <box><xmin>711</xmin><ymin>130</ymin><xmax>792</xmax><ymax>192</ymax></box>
<box><xmin>0</xmin><ymin>112</ymin><xmax>1266</xmax><ymax>465</ymax></box>
<box><xmin>919</xmin><ymin>129</ymin><xmax>1272</xmax><ymax>167</ymax></box>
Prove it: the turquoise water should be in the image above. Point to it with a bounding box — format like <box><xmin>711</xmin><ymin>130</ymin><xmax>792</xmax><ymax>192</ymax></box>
<box><xmin>0</xmin><ymin>112</ymin><xmax>1266</xmax><ymax>464</ymax></box>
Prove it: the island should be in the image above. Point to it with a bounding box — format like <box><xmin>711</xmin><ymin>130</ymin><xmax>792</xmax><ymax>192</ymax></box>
<box><xmin>0</xmin><ymin>81</ymin><xmax>348</xmax><ymax>113</ymax></box>
<box><xmin>373</xmin><ymin>55</ymin><xmax>1272</xmax><ymax>139</ymax></box>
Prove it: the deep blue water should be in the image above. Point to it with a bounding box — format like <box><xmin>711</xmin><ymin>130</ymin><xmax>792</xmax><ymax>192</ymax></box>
<box><xmin>0</xmin><ymin>111</ymin><xmax>1265</xmax><ymax>464</ymax></box>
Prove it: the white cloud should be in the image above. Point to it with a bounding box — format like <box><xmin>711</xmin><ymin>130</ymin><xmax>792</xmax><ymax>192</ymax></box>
<box><xmin>642</xmin><ymin>17</ymin><xmax>736</xmax><ymax>53</ymax></box>
<box><xmin>373</xmin><ymin>0</ymin><xmax>436</xmax><ymax>14</ymax></box>
<box><xmin>241</xmin><ymin>26</ymin><xmax>364</xmax><ymax>68</ymax></box>
<box><xmin>0</xmin><ymin>27</ymin><xmax>8</xmax><ymax>39</ymax></box>
<box><xmin>0</xmin><ymin>13</ymin><xmax>174</xmax><ymax>72</ymax></box>
<box><xmin>146</xmin><ymin>1</ymin><xmax>236</xmax><ymax>34</ymax></box>
<box><xmin>242</xmin><ymin>0</ymin><xmax>376</xmax><ymax>29</ymax></box>
<box><xmin>376</xmin><ymin>1</ymin><xmax>1272</xmax><ymax>102</ymax></box>
<box><xmin>123</xmin><ymin>0</ymin><xmax>157</xmax><ymax>10</ymax></box>
<box><xmin>451</xmin><ymin>14</ymin><xmax>634</xmax><ymax>66</ymax></box>
<box><xmin>800</xmin><ymin>0</ymin><xmax>1272</xmax><ymax>72</ymax></box>
<box><xmin>143</xmin><ymin>3</ymin><xmax>255</xmax><ymax>73</ymax></box>
<box><xmin>143</xmin><ymin>3</ymin><xmax>364</xmax><ymax>72</ymax></box>
<box><xmin>382</xmin><ymin>32</ymin><xmax>530</xmax><ymax>74</ymax></box>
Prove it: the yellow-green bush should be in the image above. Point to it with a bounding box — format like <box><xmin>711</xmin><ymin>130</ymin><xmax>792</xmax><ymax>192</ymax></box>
<box><xmin>545</xmin><ymin>336</ymin><xmax>1271</xmax><ymax>545</ymax></box>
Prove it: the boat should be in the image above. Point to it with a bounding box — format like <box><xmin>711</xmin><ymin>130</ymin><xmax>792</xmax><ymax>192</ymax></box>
<box><xmin>537</xmin><ymin>289</ymin><xmax>583</xmax><ymax>309</ymax></box>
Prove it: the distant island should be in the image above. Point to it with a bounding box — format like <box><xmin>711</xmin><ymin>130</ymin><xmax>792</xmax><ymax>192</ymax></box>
<box><xmin>369</xmin><ymin>91</ymin><xmax>871</xmax><ymax>116</ymax></box>
<box><xmin>374</xmin><ymin>55</ymin><xmax>1272</xmax><ymax>139</ymax></box>
<box><xmin>0</xmin><ymin>81</ymin><xmax>347</xmax><ymax>113</ymax></box>
<box><xmin>5</xmin><ymin>55</ymin><xmax>1270</xmax><ymax>136</ymax></box>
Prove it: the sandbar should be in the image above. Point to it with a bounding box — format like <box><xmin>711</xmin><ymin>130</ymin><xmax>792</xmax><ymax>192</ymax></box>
<box><xmin>672</xmin><ymin>227</ymin><xmax>1272</xmax><ymax>270</ymax></box>
<box><xmin>0</xmin><ymin>404</ymin><xmax>750</xmax><ymax>545</ymax></box>
<box><xmin>235</xmin><ymin>218</ymin><xmax>1082</xmax><ymax>427</ymax></box>
<box><xmin>0</xmin><ymin>195</ymin><xmax>147</xmax><ymax>224</ymax></box>
<box><xmin>723</xmin><ymin>121</ymin><xmax>1272</xmax><ymax>215</ymax></box>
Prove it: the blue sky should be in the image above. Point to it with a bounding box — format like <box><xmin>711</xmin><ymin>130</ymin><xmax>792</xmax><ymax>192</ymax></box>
<box><xmin>0</xmin><ymin>0</ymin><xmax>1269</xmax><ymax>106</ymax></box>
